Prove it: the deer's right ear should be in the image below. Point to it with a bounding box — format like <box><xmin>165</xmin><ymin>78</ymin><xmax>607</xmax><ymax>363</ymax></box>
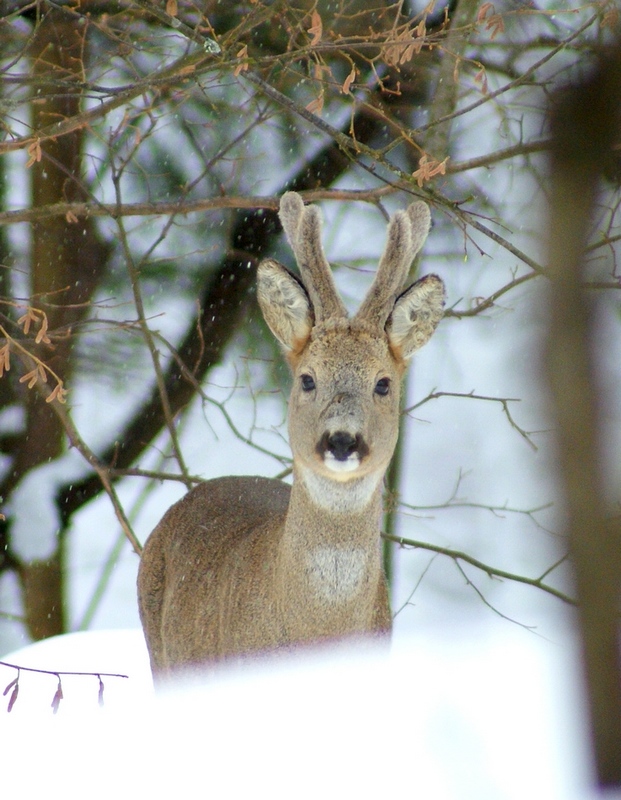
<box><xmin>257</xmin><ymin>259</ymin><xmax>314</xmax><ymax>351</ymax></box>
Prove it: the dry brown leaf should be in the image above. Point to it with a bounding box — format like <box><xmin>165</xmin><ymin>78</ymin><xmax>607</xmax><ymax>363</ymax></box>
<box><xmin>46</xmin><ymin>382</ymin><xmax>68</xmax><ymax>404</ymax></box>
<box><xmin>34</xmin><ymin>314</ymin><xmax>50</xmax><ymax>345</ymax></box>
<box><xmin>477</xmin><ymin>2</ymin><xmax>494</xmax><ymax>23</ymax></box>
<box><xmin>412</xmin><ymin>154</ymin><xmax>449</xmax><ymax>187</ymax></box>
<box><xmin>19</xmin><ymin>369</ymin><xmax>39</xmax><ymax>389</ymax></box>
<box><xmin>384</xmin><ymin>27</ymin><xmax>425</xmax><ymax>68</ymax></box>
<box><xmin>306</xmin><ymin>94</ymin><xmax>324</xmax><ymax>115</ymax></box>
<box><xmin>17</xmin><ymin>309</ymin><xmax>37</xmax><ymax>335</ymax></box>
<box><xmin>602</xmin><ymin>8</ymin><xmax>619</xmax><ymax>28</ymax></box>
<box><xmin>5</xmin><ymin>679</ymin><xmax>19</xmax><ymax>713</ymax></box>
<box><xmin>234</xmin><ymin>45</ymin><xmax>249</xmax><ymax>77</ymax></box>
<box><xmin>486</xmin><ymin>14</ymin><xmax>504</xmax><ymax>39</ymax></box>
<box><xmin>0</xmin><ymin>344</ymin><xmax>10</xmax><ymax>378</ymax></box>
<box><xmin>25</xmin><ymin>140</ymin><xmax>42</xmax><ymax>169</ymax></box>
<box><xmin>308</xmin><ymin>10</ymin><xmax>322</xmax><ymax>46</ymax></box>
<box><xmin>474</xmin><ymin>66</ymin><xmax>488</xmax><ymax>94</ymax></box>
<box><xmin>341</xmin><ymin>67</ymin><xmax>356</xmax><ymax>95</ymax></box>
<box><xmin>51</xmin><ymin>679</ymin><xmax>63</xmax><ymax>714</ymax></box>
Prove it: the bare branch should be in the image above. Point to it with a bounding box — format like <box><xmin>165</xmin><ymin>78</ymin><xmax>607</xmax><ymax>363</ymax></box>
<box><xmin>452</xmin><ymin>559</ymin><xmax>540</xmax><ymax>633</ymax></box>
<box><xmin>404</xmin><ymin>390</ymin><xmax>538</xmax><ymax>450</ymax></box>
<box><xmin>1</xmin><ymin>659</ymin><xmax>128</xmax><ymax>714</ymax></box>
<box><xmin>381</xmin><ymin>531</ymin><xmax>574</xmax><ymax>606</ymax></box>
<box><xmin>0</xmin><ymin>48</ymin><xmax>219</xmax><ymax>155</ymax></box>
<box><xmin>41</xmin><ymin>392</ymin><xmax>143</xmax><ymax>555</ymax></box>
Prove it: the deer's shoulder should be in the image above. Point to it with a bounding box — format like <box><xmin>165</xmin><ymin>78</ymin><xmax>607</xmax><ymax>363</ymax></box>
<box><xmin>152</xmin><ymin>476</ymin><xmax>291</xmax><ymax>544</ymax></box>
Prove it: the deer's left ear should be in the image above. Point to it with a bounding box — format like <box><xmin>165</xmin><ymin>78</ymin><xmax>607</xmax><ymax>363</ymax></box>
<box><xmin>386</xmin><ymin>274</ymin><xmax>445</xmax><ymax>360</ymax></box>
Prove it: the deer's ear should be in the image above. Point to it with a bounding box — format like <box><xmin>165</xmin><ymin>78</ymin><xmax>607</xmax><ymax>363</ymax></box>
<box><xmin>257</xmin><ymin>259</ymin><xmax>314</xmax><ymax>352</ymax></box>
<box><xmin>386</xmin><ymin>274</ymin><xmax>445</xmax><ymax>360</ymax></box>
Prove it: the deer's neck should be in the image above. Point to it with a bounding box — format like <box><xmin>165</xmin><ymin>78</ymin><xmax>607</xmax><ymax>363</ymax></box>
<box><xmin>294</xmin><ymin>463</ymin><xmax>383</xmax><ymax>516</ymax></box>
<box><xmin>289</xmin><ymin>464</ymin><xmax>384</xmax><ymax>532</ymax></box>
<box><xmin>279</xmin><ymin>466</ymin><xmax>385</xmax><ymax>606</ymax></box>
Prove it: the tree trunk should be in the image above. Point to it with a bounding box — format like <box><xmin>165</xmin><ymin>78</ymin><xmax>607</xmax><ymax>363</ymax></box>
<box><xmin>13</xmin><ymin>6</ymin><xmax>109</xmax><ymax>640</ymax></box>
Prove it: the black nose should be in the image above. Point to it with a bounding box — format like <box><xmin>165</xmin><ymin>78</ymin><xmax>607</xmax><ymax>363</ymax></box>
<box><xmin>328</xmin><ymin>431</ymin><xmax>358</xmax><ymax>461</ymax></box>
<box><xmin>317</xmin><ymin>431</ymin><xmax>369</xmax><ymax>462</ymax></box>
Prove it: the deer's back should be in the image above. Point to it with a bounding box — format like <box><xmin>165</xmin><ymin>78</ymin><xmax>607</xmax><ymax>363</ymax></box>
<box><xmin>149</xmin><ymin>475</ymin><xmax>290</xmax><ymax>547</ymax></box>
<box><xmin>138</xmin><ymin>476</ymin><xmax>291</xmax><ymax>674</ymax></box>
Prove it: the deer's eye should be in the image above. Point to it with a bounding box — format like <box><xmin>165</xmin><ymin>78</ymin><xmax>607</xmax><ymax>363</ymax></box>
<box><xmin>374</xmin><ymin>377</ymin><xmax>390</xmax><ymax>396</ymax></box>
<box><xmin>300</xmin><ymin>374</ymin><xmax>316</xmax><ymax>392</ymax></box>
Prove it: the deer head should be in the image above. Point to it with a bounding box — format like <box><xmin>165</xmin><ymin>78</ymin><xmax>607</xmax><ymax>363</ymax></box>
<box><xmin>257</xmin><ymin>193</ymin><xmax>445</xmax><ymax>511</ymax></box>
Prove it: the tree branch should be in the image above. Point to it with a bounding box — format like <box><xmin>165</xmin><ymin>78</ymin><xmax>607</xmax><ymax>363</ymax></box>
<box><xmin>56</xmin><ymin>90</ymin><xmax>389</xmax><ymax>521</ymax></box>
<box><xmin>381</xmin><ymin>531</ymin><xmax>574</xmax><ymax>605</ymax></box>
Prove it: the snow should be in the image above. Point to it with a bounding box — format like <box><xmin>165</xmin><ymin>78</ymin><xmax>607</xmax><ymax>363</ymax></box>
<box><xmin>0</xmin><ymin>405</ymin><xmax>25</xmax><ymax>435</ymax></box>
<box><xmin>0</xmin><ymin>629</ymin><xmax>152</xmax><ymax>717</ymax></box>
<box><xmin>7</xmin><ymin>450</ymin><xmax>92</xmax><ymax>562</ymax></box>
<box><xmin>0</xmin><ymin>626</ymin><xmax>610</xmax><ymax>799</ymax></box>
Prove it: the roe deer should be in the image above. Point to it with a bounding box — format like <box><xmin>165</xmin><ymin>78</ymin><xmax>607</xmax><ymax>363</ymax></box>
<box><xmin>137</xmin><ymin>192</ymin><xmax>445</xmax><ymax>679</ymax></box>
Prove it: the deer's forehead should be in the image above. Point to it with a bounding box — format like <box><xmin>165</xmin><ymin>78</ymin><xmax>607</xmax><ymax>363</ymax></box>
<box><xmin>299</xmin><ymin>330</ymin><xmax>396</xmax><ymax>374</ymax></box>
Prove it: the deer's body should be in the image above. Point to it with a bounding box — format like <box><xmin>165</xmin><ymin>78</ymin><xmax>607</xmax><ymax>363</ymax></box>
<box><xmin>139</xmin><ymin>475</ymin><xmax>390</xmax><ymax>670</ymax></box>
<box><xmin>138</xmin><ymin>192</ymin><xmax>444</xmax><ymax>679</ymax></box>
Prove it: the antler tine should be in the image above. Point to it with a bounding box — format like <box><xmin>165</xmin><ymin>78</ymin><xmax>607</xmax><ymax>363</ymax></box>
<box><xmin>279</xmin><ymin>192</ymin><xmax>347</xmax><ymax>323</ymax></box>
<box><xmin>405</xmin><ymin>201</ymin><xmax>432</xmax><ymax>255</ymax></box>
<box><xmin>278</xmin><ymin>191</ymin><xmax>304</xmax><ymax>251</ymax></box>
<box><xmin>354</xmin><ymin>201</ymin><xmax>431</xmax><ymax>329</ymax></box>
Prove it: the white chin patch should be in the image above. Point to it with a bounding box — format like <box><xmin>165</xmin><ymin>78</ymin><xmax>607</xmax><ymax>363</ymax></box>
<box><xmin>323</xmin><ymin>453</ymin><xmax>360</xmax><ymax>474</ymax></box>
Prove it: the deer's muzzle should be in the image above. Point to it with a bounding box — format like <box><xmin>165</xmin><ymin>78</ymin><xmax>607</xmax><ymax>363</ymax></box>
<box><xmin>316</xmin><ymin>431</ymin><xmax>370</xmax><ymax>463</ymax></box>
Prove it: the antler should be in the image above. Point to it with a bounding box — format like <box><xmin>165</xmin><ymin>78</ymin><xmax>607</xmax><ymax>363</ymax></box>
<box><xmin>278</xmin><ymin>193</ymin><xmax>431</xmax><ymax>330</ymax></box>
<box><xmin>279</xmin><ymin>192</ymin><xmax>347</xmax><ymax>323</ymax></box>
<box><xmin>354</xmin><ymin>201</ymin><xmax>431</xmax><ymax>329</ymax></box>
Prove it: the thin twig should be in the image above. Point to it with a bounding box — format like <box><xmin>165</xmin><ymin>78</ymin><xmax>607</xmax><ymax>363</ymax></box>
<box><xmin>452</xmin><ymin>559</ymin><xmax>540</xmax><ymax>633</ymax></box>
<box><xmin>152</xmin><ymin>330</ymin><xmax>293</xmax><ymax>468</ymax></box>
<box><xmin>413</xmin><ymin>11</ymin><xmax>602</xmax><ymax>139</ymax></box>
<box><xmin>0</xmin><ymin>190</ymin><xmax>394</xmax><ymax>226</ymax></box>
<box><xmin>42</xmin><ymin>394</ymin><xmax>143</xmax><ymax>554</ymax></box>
<box><xmin>0</xmin><ymin>661</ymin><xmax>128</xmax><ymax>680</ymax></box>
<box><xmin>382</xmin><ymin>531</ymin><xmax>574</xmax><ymax>605</ymax></box>
<box><xmin>0</xmin><ymin>48</ymin><xmax>219</xmax><ymax>155</ymax></box>
<box><xmin>404</xmin><ymin>390</ymin><xmax>538</xmax><ymax>450</ymax></box>
<box><xmin>111</xmin><ymin>172</ymin><xmax>192</xmax><ymax>489</ymax></box>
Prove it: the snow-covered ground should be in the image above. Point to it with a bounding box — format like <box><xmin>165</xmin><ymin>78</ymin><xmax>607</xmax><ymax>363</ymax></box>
<box><xmin>1</xmin><ymin>625</ymin><xmax>609</xmax><ymax>799</ymax></box>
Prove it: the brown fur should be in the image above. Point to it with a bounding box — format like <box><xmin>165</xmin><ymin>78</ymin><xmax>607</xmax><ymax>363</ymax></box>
<box><xmin>138</xmin><ymin>194</ymin><xmax>445</xmax><ymax>680</ymax></box>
